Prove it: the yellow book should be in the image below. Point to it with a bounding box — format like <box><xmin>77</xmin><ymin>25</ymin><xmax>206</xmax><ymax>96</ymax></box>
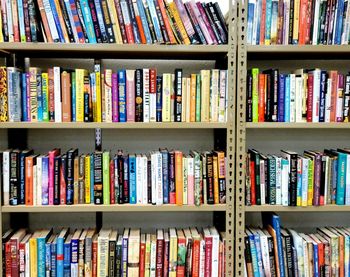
<box><xmin>200</xmin><ymin>70</ymin><xmax>210</xmax><ymax>122</ymax></box>
<box><xmin>94</xmin><ymin>65</ymin><xmax>102</xmax><ymax>122</ymax></box>
<box><xmin>190</xmin><ymin>74</ymin><xmax>196</xmax><ymax>122</ymax></box>
<box><xmin>169</xmin><ymin>228</ymin><xmax>178</xmax><ymax>277</ymax></box>
<box><xmin>106</xmin><ymin>0</ymin><xmax>123</xmax><ymax>44</ymax></box>
<box><xmin>128</xmin><ymin>229</ymin><xmax>141</xmax><ymax>276</ymax></box>
<box><xmin>293</xmin><ymin>0</ymin><xmax>301</xmax><ymax>44</ymax></box>
<box><xmin>145</xmin><ymin>234</ymin><xmax>151</xmax><ymax>277</ymax></box>
<box><xmin>168</xmin><ymin>2</ymin><xmax>190</xmax><ymax>45</ymax></box>
<box><xmin>30</xmin><ymin>231</ymin><xmax>40</xmax><ymax>277</ymax></box>
<box><xmin>76</xmin><ymin>69</ymin><xmax>88</xmax><ymax>122</ymax></box>
<box><xmin>85</xmin><ymin>155</ymin><xmax>91</xmax><ymax>204</ymax></box>
<box><xmin>213</xmin><ymin>153</ymin><xmax>219</xmax><ymax>204</ymax></box>
<box><xmin>0</xmin><ymin>10</ymin><xmax>3</xmax><ymax>42</ymax></box>
<box><xmin>297</xmin><ymin>158</ymin><xmax>302</xmax><ymax>207</ymax></box>
<box><xmin>307</xmin><ymin>158</ymin><xmax>314</xmax><ymax>206</ymax></box>
<box><xmin>162</xmin><ymin>73</ymin><xmax>172</xmax><ymax>122</ymax></box>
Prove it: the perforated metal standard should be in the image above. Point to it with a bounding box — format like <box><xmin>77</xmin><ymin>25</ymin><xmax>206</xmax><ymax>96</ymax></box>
<box><xmin>236</xmin><ymin>0</ymin><xmax>247</xmax><ymax>275</ymax></box>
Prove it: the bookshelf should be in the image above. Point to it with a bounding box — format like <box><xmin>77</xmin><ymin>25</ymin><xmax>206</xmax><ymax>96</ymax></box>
<box><xmin>0</xmin><ymin>1</ymin><xmax>236</xmax><ymax>276</ymax></box>
<box><xmin>236</xmin><ymin>1</ymin><xmax>350</xmax><ymax>276</ymax></box>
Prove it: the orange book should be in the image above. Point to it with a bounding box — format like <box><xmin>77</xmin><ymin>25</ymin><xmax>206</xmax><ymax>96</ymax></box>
<box><xmin>258</xmin><ymin>74</ymin><xmax>265</xmax><ymax>122</ymax></box>
<box><xmin>190</xmin><ymin>228</ymin><xmax>200</xmax><ymax>277</ymax></box>
<box><xmin>25</xmin><ymin>155</ymin><xmax>36</xmax><ymax>206</ymax></box>
<box><xmin>168</xmin><ymin>2</ymin><xmax>190</xmax><ymax>45</ymax></box>
<box><xmin>53</xmin><ymin>0</ymin><xmax>70</xmax><ymax>42</ymax></box>
<box><xmin>61</xmin><ymin>71</ymin><xmax>71</xmax><ymax>122</ymax></box>
<box><xmin>135</xmin><ymin>14</ymin><xmax>146</xmax><ymax>44</ymax></box>
<box><xmin>212</xmin><ymin>153</ymin><xmax>219</xmax><ymax>205</ymax></box>
<box><xmin>259</xmin><ymin>0</ymin><xmax>266</xmax><ymax>44</ymax></box>
<box><xmin>36</xmin><ymin>0</ymin><xmax>53</xmax><ymax>42</ymax></box>
<box><xmin>175</xmin><ymin>151</ymin><xmax>183</xmax><ymax>205</ymax></box>
<box><xmin>330</xmin><ymin>71</ymin><xmax>338</xmax><ymax>122</ymax></box>
<box><xmin>157</xmin><ymin>0</ymin><xmax>176</xmax><ymax>44</ymax></box>
<box><xmin>298</xmin><ymin>0</ymin><xmax>308</xmax><ymax>45</ymax></box>
<box><xmin>190</xmin><ymin>74</ymin><xmax>196</xmax><ymax>122</ymax></box>
<box><xmin>266</xmin><ymin>225</ymin><xmax>280</xmax><ymax>277</ymax></box>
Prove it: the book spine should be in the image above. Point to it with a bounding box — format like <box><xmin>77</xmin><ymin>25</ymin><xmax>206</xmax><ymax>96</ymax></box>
<box><xmin>94</xmin><ymin>152</ymin><xmax>103</xmax><ymax>204</ymax></box>
<box><xmin>174</xmin><ymin>69</ymin><xmax>182</xmax><ymax>122</ymax></box>
<box><xmin>126</xmin><ymin>0</ymin><xmax>141</xmax><ymax>43</ymax></box>
<box><xmin>53</xmin><ymin>156</ymin><xmax>61</xmax><ymax>205</ymax></box>
<box><xmin>93</xmin><ymin>0</ymin><xmax>108</xmax><ymax>42</ymax></box>
<box><xmin>156</xmin><ymin>76</ymin><xmax>162</xmax><ymax>122</ymax></box>
<box><xmin>81</xmin><ymin>0</ymin><xmax>97</xmax><ymax>42</ymax></box>
<box><xmin>143</xmin><ymin>68</ymin><xmax>150</xmax><ymax>122</ymax></box>
<box><xmin>135</xmin><ymin>69</ymin><xmax>143</xmax><ymax>122</ymax></box>
<box><xmin>114</xmin><ymin>0</ymin><xmax>128</xmax><ymax>43</ymax></box>
<box><xmin>149</xmin><ymin>68</ymin><xmax>157</xmax><ymax>122</ymax></box>
<box><xmin>112</xmin><ymin>72</ymin><xmax>119</xmax><ymax>122</ymax></box>
<box><xmin>88</xmin><ymin>0</ymin><xmax>102</xmax><ymax>42</ymax></box>
<box><xmin>120</xmin><ymin>0</ymin><xmax>135</xmax><ymax>43</ymax></box>
<box><xmin>153</xmin><ymin>0</ymin><xmax>169</xmax><ymax>43</ymax></box>
<box><xmin>118</xmin><ymin>69</ymin><xmax>127</xmax><ymax>122</ymax></box>
<box><xmin>146</xmin><ymin>0</ymin><xmax>163</xmax><ymax>42</ymax></box>
<box><xmin>126</xmin><ymin>69</ymin><xmax>135</xmax><ymax>122</ymax></box>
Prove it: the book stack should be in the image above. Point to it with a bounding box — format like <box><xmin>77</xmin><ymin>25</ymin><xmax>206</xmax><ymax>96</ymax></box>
<box><xmin>0</xmin><ymin>66</ymin><xmax>228</xmax><ymax>123</ymax></box>
<box><xmin>247</xmin><ymin>68</ymin><xmax>350</xmax><ymax>123</ymax></box>
<box><xmin>247</xmin><ymin>0</ymin><xmax>350</xmax><ymax>45</ymax></box>
<box><xmin>0</xmin><ymin>0</ymin><xmax>228</xmax><ymax>44</ymax></box>
<box><xmin>246</xmin><ymin>148</ymin><xmax>350</xmax><ymax>207</ymax></box>
<box><xmin>2</xmin><ymin>148</ymin><xmax>226</xmax><ymax>206</ymax></box>
<box><xmin>245</xmin><ymin>212</ymin><xmax>350</xmax><ymax>277</ymax></box>
<box><xmin>3</xmin><ymin>226</ymin><xmax>226</xmax><ymax>277</ymax></box>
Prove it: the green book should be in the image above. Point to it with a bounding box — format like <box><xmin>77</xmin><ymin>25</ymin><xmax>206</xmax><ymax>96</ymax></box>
<box><xmin>195</xmin><ymin>74</ymin><xmax>201</xmax><ymax>122</ymax></box>
<box><xmin>103</xmin><ymin>151</ymin><xmax>110</xmax><ymax>205</ymax></box>
<box><xmin>252</xmin><ymin>68</ymin><xmax>259</xmax><ymax>122</ymax></box>
<box><xmin>42</xmin><ymin>73</ymin><xmax>49</xmax><ymax>122</ymax></box>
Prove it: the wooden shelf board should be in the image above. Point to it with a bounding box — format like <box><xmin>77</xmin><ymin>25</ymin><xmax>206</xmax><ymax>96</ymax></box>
<box><xmin>0</xmin><ymin>122</ymin><xmax>227</xmax><ymax>129</ymax></box>
<box><xmin>246</xmin><ymin>122</ymin><xmax>350</xmax><ymax>129</ymax></box>
<box><xmin>245</xmin><ymin>205</ymin><xmax>350</xmax><ymax>212</ymax></box>
<box><xmin>2</xmin><ymin>204</ymin><xmax>226</xmax><ymax>213</ymax></box>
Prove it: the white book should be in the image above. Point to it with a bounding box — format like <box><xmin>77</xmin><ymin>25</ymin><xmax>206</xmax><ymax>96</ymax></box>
<box><xmin>182</xmin><ymin>78</ymin><xmax>187</xmax><ymax>122</ymax></box>
<box><xmin>25</xmin><ymin>238</ymin><xmax>30</xmax><ymax>277</ymax></box>
<box><xmin>312</xmin><ymin>69</ymin><xmax>321</xmax><ymax>122</ymax></box>
<box><xmin>2</xmin><ymin>150</ymin><xmax>10</xmax><ymax>206</ymax></box>
<box><xmin>199</xmin><ymin>235</ymin><xmax>205</xmax><ymax>277</ymax></box>
<box><xmin>256</xmin><ymin>229</ymin><xmax>271</xmax><ymax>277</ymax></box>
<box><xmin>142</xmin><ymin>155</ymin><xmax>148</xmax><ymax>204</ymax></box>
<box><xmin>312</xmin><ymin>0</ymin><xmax>321</xmax><ymax>44</ymax></box>
<box><xmin>97</xmin><ymin>229</ymin><xmax>111</xmax><ymax>277</ymax></box>
<box><xmin>183</xmin><ymin>156</ymin><xmax>188</xmax><ymax>205</ymax></box>
<box><xmin>187</xmin><ymin>156</ymin><xmax>194</xmax><ymax>205</ymax></box>
<box><xmin>6</xmin><ymin>0</ymin><xmax>13</xmax><ymax>41</ymax></box>
<box><xmin>295</xmin><ymin>76</ymin><xmax>303</xmax><ymax>122</ymax></box>
<box><xmin>162</xmin><ymin>73</ymin><xmax>171</xmax><ymax>122</ymax></box>
<box><xmin>281</xmin><ymin>158</ymin><xmax>289</xmax><ymax>206</ymax></box>
<box><xmin>136</xmin><ymin>155</ymin><xmax>143</xmax><ymax>204</ymax></box>
<box><xmin>289</xmin><ymin>74</ymin><xmax>296</xmax><ymax>122</ymax></box>
<box><xmin>149</xmin><ymin>72</ymin><xmax>157</xmax><ymax>123</ymax></box>
<box><xmin>151</xmin><ymin>153</ymin><xmax>157</xmax><ymax>205</ymax></box>
<box><xmin>210</xmin><ymin>227</ymin><xmax>220</xmax><ymax>277</ymax></box>
<box><xmin>150</xmin><ymin>234</ymin><xmax>157</xmax><ymax>277</ymax></box>
<box><xmin>36</xmin><ymin>156</ymin><xmax>42</xmax><ymax>206</ymax></box>
<box><xmin>186</xmin><ymin>78</ymin><xmax>191</xmax><ymax>122</ymax></box>
<box><xmin>170</xmin><ymin>74</ymin><xmax>175</xmax><ymax>122</ymax></box>
<box><xmin>289</xmin><ymin>229</ymin><xmax>305</xmax><ymax>275</ymax></box>
<box><xmin>259</xmin><ymin>159</ymin><xmax>265</xmax><ymax>205</ymax></box>
<box><xmin>301</xmin><ymin>157</ymin><xmax>309</xmax><ymax>207</ymax></box>
<box><xmin>54</xmin><ymin>67</ymin><xmax>62</xmax><ymax>122</ymax></box>
<box><xmin>43</xmin><ymin>0</ymin><xmax>60</xmax><ymax>42</ymax></box>
<box><xmin>143</xmin><ymin>69</ymin><xmax>150</xmax><ymax>122</ymax></box>
<box><xmin>275</xmin><ymin>156</ymin><xmax>282</xmax><ymax>205</ymax></box>
<box><xmin>156</xmin><ymin>152</ymin><xmax>163</xmax><ymax>205</ymax></box>
<box><xmin>343</xmin><ymin>0</ymin><xmax>350</xmax><ymax>44</ymax></box>
<box><xmin>336</xmin><ymin>76</ymin><xmax>344</xmax><ymax>121</ymax></box>
<box><xmin>218</xmin><ymin>70</ymin><xmax>227</xmax><ymax>123</ymax></box>
<box><xmin>251</xmin><ymin>0</ymin><xmax>259</xmax><ymax>45</ymax></box>
<box><xmin>325</xmin><ymin>78</ymin><xmax>332</xmax><ymax>122</ymax></box>
<box><xmin>33</xmin><ymin>165</ymin><xmax>37</xmax><ymax>206</ymax></box>
<box><xmin>323</xmin><ymin>155</ymin><xmax>330</xmax><ymax>205</ymax></box>
<box><xmin>210</xmin><ymin>69</ymin><xmax>220</xmax><ymax>122</ymax></box>
<box><xmin>300</xmin><ymin>234</ymin><xmax>310</xmax><ymax>277</ymax></box>
<box><xmin>283</xmin><ymin>0</ymin><xmax>290</xmax><ymax>44</ymax></box>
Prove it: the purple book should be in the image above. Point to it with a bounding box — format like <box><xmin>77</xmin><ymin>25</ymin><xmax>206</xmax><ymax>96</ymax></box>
<box><xmin>26</xmin><ymin>73</ymin><xmax>30</xmax><ymax>121</ymax></box>
<box><xmin>112</xmin><ymin>73</ymin><xmax>119</xmax><ymax>122</ymax></box>
<box><xmin>196</xmin><ymin>2</ymin><xmax>217</xmax><ymax>44</ymax></box>
<box><xmin>42</xmin><ymin>156</ymin><xmax>49</xmax><ymax>205</ymax></box>
<box><xmin>278</xmin><ymin>74</ymin><xmax>285</xmax><ymax>122</ymax></box>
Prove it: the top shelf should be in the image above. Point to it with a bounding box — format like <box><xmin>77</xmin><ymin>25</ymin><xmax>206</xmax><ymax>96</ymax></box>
<box><xmin>247</xmin><ymin>45</ymin><xmax>350</xmax><ymax>60</ymax></box>
<box><xmin>0</xmin><ymin>43</ymin><xmax>229</xmax><ymax>60</ymax></box>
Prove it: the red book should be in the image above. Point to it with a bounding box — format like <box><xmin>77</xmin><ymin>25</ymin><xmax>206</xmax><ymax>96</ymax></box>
<box><xmin>110</xmin><ymin>160</ymin><xmax>115</xmax><ymax>204</ymax></box>
<box><xmin>305</xmin><ymin>0</ymin><xmax>312</xmax><ymax>44</ymax></box>
<box><xmin>299</xmin><ymin>0</ymin><xmax>308</xmax><ymax>44</ymax></box>
<box><xmin>176</xmin><ymin>230</ymin><xmax>186</xmax><ymax>277</ymax></box>
<box><xmin>258</xmin><ymin>74</ymin><xmax>265</xmax><ymax>122</ymax></box>
<box><xmin>134</xmin><ymin>6</ymin><xmax>146</xmax><ymax>44</ymax></box>
<box><xmin>307</xmin><ymin>73</ymin><xmax>314</xmax><ymax>122</ymax></box>
<box><xmin>157</xmin><ymin>0</ymin><xmax>176</xmax><ymax>44</ymax></box>
<box><xmin>191</xmin><ymin>229</ymin><xmax>201</xmax><ymax>277</ymax></box>
<box><xmin>92</xmin><ymin>234</ymin><xmax>98</xmax><ymax>277</ymax></box>
<box><xmin>203</xmin><ymin>228</ymin><xmax>213</xmax><ymax>277</ymax></box>
<box><xmin>330</xmin><ymin>71</ymin><xmax>338</xmax><ymax>122</ymax></box>
<box><xmin>250</xmin><ymin>159</ymin><xmax>256</xmax><ymax>206</ymax></box>
<box><xmin>156</xmin><ymin>230</ymin><xmax>164</xmax><ymax>277</ymax></box>
<box><xmin>25</xmin><ymin>155</ymin><xmax>36</xmax><ymax>206</ymax></box>
<box><xmin>163</xmin><ymin>231</ymin><xmax>170</xmax><ymax>277</ymax></box>
<box><xmin>139</xmin><ymin>234</ymin><xmax>146</xmax><ymax>277</ymax></box>
<box><xmin>5</xmin><ymin>241</ymin><xmax>11</xmax><ymax>277</ymax></box>
<box><xmin>48</xmin><ymin>68</ymin><xmax>55</xmax><ymax>122</ymax></box>
<box><xmin>121</xmin><ymin>3</ymin><xmax>135</xmax><ymax>43</ymax></box>
<box><xmin>259</xmin><ymin>0</ymin><xmax>266</xmax><ymax>44</ymax></box>
<box><xmin>10</xmin><ymin>229</ymin><xmax>26</xmax><ymax>277</ymax></box>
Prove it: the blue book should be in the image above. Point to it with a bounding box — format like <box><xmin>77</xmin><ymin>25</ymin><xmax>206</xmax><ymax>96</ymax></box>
<box><xmin>160</xmin><ymin>149</ymin><xmax>169</xmax><ymax>204</ymax></box>
<box><xmin>123</xmin><ymin>156</ymin><xmax>129</xmax><ymax>203</ymax></box>
<box><xmin>57</xmin><ymin>228</ymin><xmax>69</xmax><ymax>277</ymax></box>
<box><xmin>45</xmin><ymin>237</ymin><xmax>52</xmax><ymax>274</ymax></box>
<box><xmin>70</xmin><ymin>230</ymin><xmax>81</xmax><ymax>276</ymax></box>
<box><xmin>156</xmin><ymin>76</ymin><xmax>162</xmax><ymax>122</ymax></box>
<box><xmin>246</xmin><ymin>230</ymin><xmax>259</xmax><ymax>277</ymax></box>
<box><xmin>265</xmin><ymin>0</ymin><xmax>272</xmax><ymax>44</ymax></box>
<box><xmin>42</xmin><ymin>156</ymin><xmax>49</xmax><ymax>205</ymax></box>
<box><xmin>118</xmin><ymin>70</ymin><xmax>127</xmax><ymax>122</ymax></box>
<box><xmin>127</xmin><ymin>0</ymin><xmax>141</xmax><ymax>43</ymax></box>
<box><xmin>37</xmin><ymin>230</ymin><xmax>53</xmax><ymax>277</ymax></box>
<box><xmin>336</xmin><ymin>151</ymin><xmax>347</xmax><ymax>205</ymax></box>
<box><xmin>21</xmin><ymin>73</ymin><xmax>27</xmax><ymax>122</ymax></box>
<box><xmin>67</xmin><ymin>0</ymin><xmax>86</xmax><ymax>42</ymax></box>
<box><xmin>51</xmin><ymin>236</ymin><xmax>57</xmax><ymax>277</ymax></box>
<box><xmin>90</xmin><ymin>153</ymin><xmax>94</xmax><ymax>204</ymax></box>
<box><xmin>37</xmin><ymin>74</ymin><xmax>43</xmax><ymax>122</ymax></box>
<box><xmin>72</xmin><ymin>72</ymin><xmax>76</xmax><ymax>122</ymax></box>
<box><xmin>334</xmin><ymin>0</ymin><xmax>344</xmax><ymax>44</ymax></box>
<box><xmin>93</xmin><ymin>0</ymin><xmax>108</xmax><ymax>42</ymax></box>
<box><xmin>146</xmin><ymin>0</ymin><xmax>163</xmax><ymax>43</ymax></box>
<box><xmin>297</xmin><ymin>158</ymin><xmax>302</xmax><ymax>205</ymax></box>
<box><xmin>17</xmin><ymin>0</ymin><xmax>25</xmax><ymax>41</ymax></box>
<box><xmin>332</xmin><ymin>158</ymin><xmax>338</xmax><ymax>204</ymax></box>
<box><xmin>278</xmin><ymin>74</ymin><xmax>285</xmax><ymax>122</ymax></box>
<box><xmin>284</xmin><ymin>75</ymin><xmax>290</xmax><ymax>122</ymax></box>
<box><xmin>319</xmin><ymin>71</ymin><xmax>327</xmax><ymax>122</ymax></box>
<box><xmin>48</xmin><ymin>0</ymin><xmax>65</xmax><ymax>42</ymax></box>
<box><xmin>137</xmin><ymin>0</ymin><xmax>152</xmax><ymax>44</ymax></box>
<box><xmin>311</xmin><ymin>239</ymin><xmax>319</xmax><ymax>277</ymax></box>
<box><xmin>262</xmin><ymin>213</ymin><xmax>285</xmax><ymax>277</ymax></box>
<box><xmin>256</xmin><ymin>0</ymin><xmax>261</xmax><ymax>44</ymax></box>
<box><xmin>63</xmin><ymin>234</ymin><xmax>72</xmax><ymax>277</ymax></box>
<box><xmin>80</xmin><ymin>0</ymin><xmax>97</xmax><ymax>43</ymax></box>
<box><xmin>247</xmin><ymin>0</ymin><xmax>255</xmax><ymax>44</ymax></box>
<box><xmin>253</xmin><ymin>230</ymin><xmax>263</xmax><ymax>276</ymax></box>
<box><xmin>129</xmin><ymin>155</ymin><xmax>137</xmax><ymax>204</ymax></box>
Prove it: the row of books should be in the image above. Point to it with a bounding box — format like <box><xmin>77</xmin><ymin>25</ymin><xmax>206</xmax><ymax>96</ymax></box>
<box><xmin>246</xmin><ymin>148</ymin><xmax>350</xmax><ymax>207</ymax></box>
<box><xmin>247</xmin><ymin>0</ymin><xmax>350</xmax><ymax>45</ymax></box>
<box><xmin>247</xmin><ymin>68</ymin><xmax>350</xmax><ymax>123</ymax></box>
<box><xmin>0</xmin><ymin>0</ymin><xmax>228</xmax><ymax>44</ymax></box>
<box><xmin>1</xmin><ymin>148</ymin><xmax>226</xmax><ymax>207</ymax></box>
<box><xmin>3</xmin><ymin>226</ymin><xmax>225</xmax><ymax>277</ymax></box>
<box><xmin>0</xmin><ymin>66</ymin><xmax>228</xmax><ymax>123</ymax></box>
<box><xmin>245</xmin><ymin>212</ymin><xmax>349</xmax><ymax>277</ymax></box>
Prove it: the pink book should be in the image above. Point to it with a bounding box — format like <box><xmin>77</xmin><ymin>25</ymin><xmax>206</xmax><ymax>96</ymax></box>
<box><xmin>112</xmin><ymin>73</ymin><xmax>119</xmax><ymax>122</ymax></box>
<box><xmin>187</xmin><ymin>157</ymin><xmax>195</xmax><ymax>205</ymax></box>
<box><xmin>60</xmin><ymin>161</ymin><xmax>66</xmax><ymax>205</ymax></box>
<box><xmin>126</xmin><ymin>70</ymin><xmax>135</xmax><ymax>122</ymax></box>
<box><xmin>196</xmin><ymin>2</ymin><xmax>218</xmax><ymax>44</ymax></box>
<box><xmin>203</xmin><ymin>229</ymin><xmax>213</xmax><ymax>277</ymax></box>
<box><xmin>189</xmin><ymin>0</ymin><xmax>212</xmax><ymax>45</ymax></box>
<box><xmin>48</xmin><ymin>149</ymin><xmax>60</xmax><ymax>205</ymax></box>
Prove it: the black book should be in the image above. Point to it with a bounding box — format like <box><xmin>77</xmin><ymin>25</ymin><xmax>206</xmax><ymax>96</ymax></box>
<box><xmin>246</xmin><ymin>70</ymin><xmax>253</xmax><ymax>122</ymax></box>
<box><xmin>117</xmin><ymin>152</ymin><xmax>124</xmax><ymax>204</ymax></box>
<box><xmin>108</xmin><ymin>231</ymin><xmax>117</xmax><ymax>277</ymax></box>
<box><xmin>143</xmin><ymin>0</ymin><xmax>158</xmax><ymax>43</ymax></box>
<box><xmin>207</xmin><ymin>3</ymin><xmax>227</xmax><ymax>44</ymax></box>
<box><xmin>88</xmin><ymin>0</ymin><xmax>103</xmax><ymax>43</ymax></box>
<box><xmin>147</xmin><ymin>155</ymin><xmax>152</xmax><ymax>204</ymax></box>
<box><xmin>9</xmin><ymin>150</ymin><xmax>20</xmax><ymax>206</ymax></box>
<box><xmin>281</xmin><ymin>150</ymin><xmax>298</xmax><ymax>206</ymax></box>
<box><xmin>75</xmin><ymin>0</ymin><xmax>90</xmax><ymax>42</ymax></box>
<box><xmin>206</xmin><ymin>152</ymin><xmax>215</xmax><ymax>204</ymax></box>
<box><xmin>262</xmin><ymin>229</ymin><xmax>277</xmax><ymax>277</ymax></box>
<box><xmin>319</xmin><ymin>0</ymin><xmax>328</xmax><ymax>44</ymax></box>
<box><xmin>267</xmin><ymin>154</ymin><xmax>276</xmax><ymax>205</ymax></box>
<box><xmin>115</xmin><ymin>235</ymin><xmax>123</xmax><ymax>276</ymax></box>
<box><xmin>288</xmin><ymin>0</ymin><xmax>295</xmax><ymax>44</ymax></box>
<box><xmin>280</xmin><ymin>229</ymin><xmax>294</xmax><ymax>277</ymax></box>
<box><xmin>100</xmin><ymin>0</ymin><xmax>115</xmax><ymax>42</ymax></box>
<box><xmin>244</xmin><ymin>235</ymin><xmax>253</xmax><ymax>276</ymax></box>
<box><xmin>213</xmin><ymin>2</ymin><xmax>228</xmax><ymax>43</ymax></box>
<box><xmin>263</xmin><ymin>69</ymin><xmax>279</xmax><ymax>122</ymax></box>
<box><xmin>28</xmin><ymin>0</ymin><xmax>44</xmax><ymax>42</ymax></box>
<box><xmin>67</xmin><ymin>149</ymin><xmax>78</xmax><ymax>205</ymax></box>
<box><xmin>184</xmin><ymin>2</ymin><xmax>206</xmax><ymax>44</ymax></box>
<box><xmin>248</xmin><ymin>149</ymin><xmax>261</xmax><ymax>205</ymax></box>
<box><xmin>58</xmin><ymin>0</ymin><xmax>75</xmax><ymax>42</ymax></box>
<box><xmin>123</xmin><ymin>155</ymin><xmax>129</xmax><ymax>203</ymax></box>
<box><xmin>53</xmin><ymin>155</ymin><xmax>61</xmax><ymax>205</ymax></box>
<box><xmin>185</xmin><ymin>233</ymin><xmax>193</xmax><ymax>277</ymax></box>
<box><xmin>153</xmin><ymin>0</ymin><xmax>170</xmax><ymax>43</ymax></box>
<box><xmin>126</xmin><ymin>0</ymin><xmax>141</xmax><ymax>43</ymax></box>
<box><xmin>202</xmin><ymin>3</ymin><xmax>222</xmax><ymax>44</ymax></box>
<box><xmin>135</xmin><ymin>69</ymin><xmax>143</xmax><ymax>122</ymax></box>
<box><xmin>19</xmin><ymin>149</ymin><xmax>33</xmax><ymax>204</ymax></box>
<box><xmin>174</xmin><ymin>69</ymin><xmax>182</xmax><ymax>122</ymax></box>
<box><xmin>93</xmin><ymin>151</ymin><xmax>103</xmax><ymax>204</ymax></box>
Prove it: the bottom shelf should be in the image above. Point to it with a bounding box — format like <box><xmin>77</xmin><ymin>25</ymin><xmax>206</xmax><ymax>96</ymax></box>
<box><xmin>245</xmin><ymin>205</ymin><xmax>350</xmax><ymax>212</ymax></box>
